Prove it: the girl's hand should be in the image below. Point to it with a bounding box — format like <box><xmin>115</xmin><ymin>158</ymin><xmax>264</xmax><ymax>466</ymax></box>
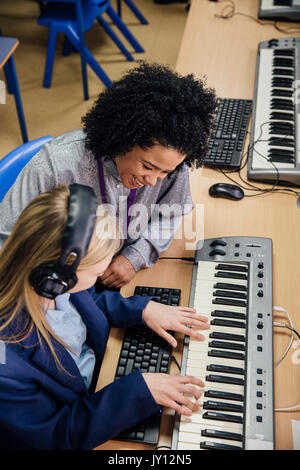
<box><xmin>142</xmin><ymin>300</ymin><xmax>210</xmax><ymax>348</ymax></box>
<box><xmin>143</xmin><ymin>373</ymin><xmax>204</xmax><ymax>416</ymax></box>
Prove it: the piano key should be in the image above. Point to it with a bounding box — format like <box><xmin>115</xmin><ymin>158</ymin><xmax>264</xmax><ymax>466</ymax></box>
<box><xmin>209</xmin><ymin>331</ymin><xmax>246</xmax><ymax>342</ymax></box>
<box><xmin>200</xmin><ymin>440</ymin><xmax>242</xmax><ymax>450</ymax></box>
<box><xmin>203</xmin><ymin>411</ymin><xmax>243</xmax><ymax>424</ymax></box>
<box><xmin>208</xmin><ymin>350</ymin><xmax>245</xmax><ymax>361</ymax></box>
<box><xmin>203</xmin><ymin>400</ymin><xmax>243</xmax><ymax>413</ymax></box>
<box><xmin>210</xmin><ymin>318</ymin><xmax>246</xmax><ymax>329</ymax></box>
<box><xmin>213</xmin><ymin>290</ymin><xmax>247</xmax><ymax>299</ymax></box>
<box><xmin>204</xmin><ymin>389</ymin><xmax>244</xmax><ymax>402</ymax></box>
<box><xmin>201</xmin><ymin>428</ymin><xmax>243</xmax><ymax>442</ymax></box>
<box><xmin>207</xmin><ymin>364</ymin><xmax>244</xmax><ymax>375</ymax></box>
<box><xmin>206</xmin><ymin>373</ymin><xmax>244</xmax><ymax>385</ymax></box>
<box><xmin>208</xmin><ymin>340</ymin><xmax>245</xmax><ymax>351</ymax></box>
<box><xmin>213</xmin><ymin>282</ymin><xmax>247</xmax><ymax>291</ymax></box>
<box><xmin>215</xmin><ymin>263</ymin><xmax>248</xmax><ymax>272</ymax></box>
<box><xmin>180</xmin><ymin>409</ymin><xmax>243</xmax><ymax>428</ymax></box>
<box><xmin>178</xmin><ymin>431</ymin><xmax>243</xmax><ymax>449</ymax></box>
<box><xmin>211</xmin><ymin>310</ymin><xmax>246</xmax><ymax>320</ymax></box>
<box><xmin>272</xmin><ymin>68</ymin><xmax>294</xmax><ymax>77</ymax></box>
<box><xmin>270</xmin><ymin>111</ymin><xmax>294</xmax><ymax>121</ymax></box>
<box><xmin>212</xmin><ymin>297</ymin><xmax>247</xmax><ymax>308</ymax></box>
<box><xmin>215</xmin><ymin>271</ymin><xmax>248</xmax><ymax>280</ymax></box>
<box><xmin>273</xmin><ymin>48</ymin><xmax>294</xmax><ymax>57</ymax></box>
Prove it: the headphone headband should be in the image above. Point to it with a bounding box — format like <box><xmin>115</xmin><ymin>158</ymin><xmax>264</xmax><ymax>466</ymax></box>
<box><xmin>29</xmin><ymin>184</ymin><xmax>98</xmax><ymax>299</ymax></box>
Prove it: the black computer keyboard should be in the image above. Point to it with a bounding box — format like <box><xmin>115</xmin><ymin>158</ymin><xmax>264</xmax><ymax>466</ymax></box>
<box><xmin>113</xmin><ymin>286</ymin><xmax>181</xmax><ymax>445</ymax></box>
<box><xmin>204</xmin><ymin>98</ymin><xmax>252</xmax><ymax>168</ymax></box>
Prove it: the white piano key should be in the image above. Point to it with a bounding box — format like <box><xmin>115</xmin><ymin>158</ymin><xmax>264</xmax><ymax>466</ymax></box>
<box><xmin>178</xmin><ymin>431</ymin><xmax>243</xmax><ymax>449</ymax></box>
<box><xmin>180</xmin><ymin>411</ymin><xmax>243</xmax><ymax>432</ymax></box>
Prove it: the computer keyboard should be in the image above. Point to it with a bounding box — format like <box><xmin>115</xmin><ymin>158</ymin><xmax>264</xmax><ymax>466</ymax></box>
<box><xmin>113</xmin><ymin>286</ymin><xmax>181</xmax><ymax>445</ymax></box>
<box><xmin>204</xmin><ymin>98</ymin><xmax>252</xmax><ymax>168</ymax></box>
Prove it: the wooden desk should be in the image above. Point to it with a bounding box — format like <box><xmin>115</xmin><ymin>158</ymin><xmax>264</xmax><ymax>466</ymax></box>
<box><xmin>96</xmin><ymin>0</ymin><xmax>300</xmax><ymax>450</ymax></box>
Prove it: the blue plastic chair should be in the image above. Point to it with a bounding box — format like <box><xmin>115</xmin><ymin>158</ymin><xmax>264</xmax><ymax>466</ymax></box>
<box><xmin>37</xmin><ymin>0</ymin><xmax>145</xmax><ymax>100</ymax></box>
<box><xmin>0</xmin><ymin>136</ymin><xmax>53</xmax><ymax>202</ymax></box>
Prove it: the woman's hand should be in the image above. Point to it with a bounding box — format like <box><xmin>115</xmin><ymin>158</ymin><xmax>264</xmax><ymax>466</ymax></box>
<box><xmin>142</xmin><ymin>301</ymin><xmax>210</xmax><ymax>348</ymax></box>
<box><xmin>99</xmin><ymin>255</ymin><xmax>136</xmax><ymax>289</ymax></box>
<box><xmin>143</xmin><ymin>373</ymin><xmax>204</xmax><ymax>416</ymax></box>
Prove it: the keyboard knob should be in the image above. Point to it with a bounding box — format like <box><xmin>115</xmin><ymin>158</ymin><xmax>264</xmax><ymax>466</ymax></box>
<box><xmin>257</xmin><ymin>321</ymin><xmax>264</xmax><ymax>329</ymax></box>
<box><xmin>257</xmin><ymin>271</ymin><xmax>264</xmax><ymax>278</ymax></box>
<box><xmin>209</xmin><ymin>249</ymin><xmax>226</xmax><ymax>256</ymax></box>
<box><xmin>210</xmin><ymin>240</ymin><xmax>227</xmax><ymax>247</ymax></box>
<box><xmin>257</xmin><ymin>290</ymin><xmax>264</xmax><ymax>297</ymax></box>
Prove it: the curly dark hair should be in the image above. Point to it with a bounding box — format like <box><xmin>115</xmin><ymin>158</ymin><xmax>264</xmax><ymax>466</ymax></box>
<box><xmin>82</xmin><ymin>61</ymin><xmax>218</xmax><ymax>169</ymax></box>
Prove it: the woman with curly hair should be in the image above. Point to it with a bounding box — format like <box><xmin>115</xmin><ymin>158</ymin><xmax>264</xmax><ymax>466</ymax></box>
<box><xmin>0</xmin><ymin>62</ymin><xmax>217</xmax><ymax>288</ymax></box>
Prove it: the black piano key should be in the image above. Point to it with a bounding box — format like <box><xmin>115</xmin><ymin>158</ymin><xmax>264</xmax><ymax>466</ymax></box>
<box><xmin>201</xmin><ymin>429</ymin><xmax>243</xmax><ymax>442</ymax></box>
<box><xmin>215</xmin><ymin>271</ymin><xmax>247</xmax><ymax>280</ymax></box>
<box><xmin>269</xmin><ymin>148</ymin><xmax>294</xmax><ymax>157</ymax></box>
<box><xmin>271</xmin><ymin>88</ymin><xmax>293</xmax><ymax>98</ymax></box>
<box><xmin>203</xmin><ymin>411</ymin><xmax>243</xmax><ymax>424</ymax></box>
<box><xmin>273</xmin><ymin>49</ymin><xmax>294</xmax><ymax>57</ymax></box>
<box><xmin>273</xmin><ymin>58</ymin><xmax>294</xmax><ymax>67</ymax></box>
<box><xmin>270</xmin><ymin>111</ymin><xmax>294</xmax><ymax>121</ymax></box>
<box><xmin>269</xmin><ymin>137</ymin><xmax>294</xmax><ymax>147</ymax></box>
<box><xmin>207</xmin><ymin>363</ymin><xmax>245</xmax><ymax>375</ymax></box>
<box><xmin>271</xmin><ymin>99</ymin><xmax>293</xmax><ymax>111</ymax></box>
<box><xmin>272</xmin><ymin>78</ymin><xmax>293</xmax><ymax>87</ymax></box>
<box><xmin>211</xmin><ymin>318</ymin><xmax>246</xmax><ymax>329</ymax></box>
<box><xmin>212</xmin><ymin>297</ymin><xmax>246</xmax><ymax>307</ymax></box>
<box><xmin>270</xmin><ymin>122</ymin><xmax>294</xmax><ymax>132</ymax></box>
<box><xmin>274</xmin><ymin>0</ymin><xmax>292</xmax><ymax>6</ymax></box>
<box><xmin>208</xmin><ymin>349</ymin><xmax>245</xmax><ymax>361</ymax></box>
<box><xmin>213</xmin><ymin>282</ymin><xmax>247</xmax><ymax>291</ymax></box>
<box><xmin>200</xmin><ymin>441</ymin><xmax>242</xmax><ymax>450</ymax></box>
<box><xmin>215</xmin><ymin>264</ymin><xmax>247</xmax><ymax>272</ymax></box>
<box><xmin>272</xmin><ymin>68</ymin><xmax>294</xmax><ymax>77</ymax></box>
<box><xmin>208</xmin><ymin>340</ymin><xmax>245</xmax><ymax>351</ymax></box>
<box><xmin>209</xmin><ymin>331</ymin><xmax>245</xmax><ymax>342</ymax></box>
<box><xmin>204</xmin><ymin>389</ymin><xmax>244</xmax><ymax>402</ymax></box>
<box><xmin>213</xmin><ymin>290</ymin><xmax>247</xmax><ymax>300</ymax></box>
<box><xmin>211</xmin><ymin>310</ymin><xmax>246</xmax><ymax>320</ymax></box>
<box><xmin>269</xmin><ymin>155</ymin><xmax>295</xmax><ymax>164</ymax></box>
<box><xmin>203</xmin><ymin>400</ymin><xmax>244</xmax><ymax>413</ymax></box>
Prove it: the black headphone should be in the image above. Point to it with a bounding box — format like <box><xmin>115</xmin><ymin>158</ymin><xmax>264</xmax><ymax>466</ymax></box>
<box><xmin>29</xmin><ymin>184</ymin><xmax>98</xmax><ymax>299</ymax></box>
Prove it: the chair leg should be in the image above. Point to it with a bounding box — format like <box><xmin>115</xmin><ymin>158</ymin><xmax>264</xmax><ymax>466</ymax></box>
<box><xmin>43</xmin><ymin>26</ymin><xmax>58</xmax><ymax>88</ymax></box>
<box><xmin>62</xmin><ymin>35</ymin><xmax>72</xmax><ymax>56</ymax></box>
<box><xmin>5</xmin><ymin>56</ymin><xmax>28</xmax><ymax>143</ymax></box>
<box><xmin>66</xmin><ymin>26</ymin><xmax>112</xmax><ymax>89</ymax></box>
<box><xmin>105</xmin><ymin>5</ymin><xmax>144</xmax><ymax>53</ymax></box>
<box><xmin>123</xmin><ymin>0</ymin><xmax>148</xmax><ymax>25</ymax></box>
<box><xmin>96</xmin><ymin>16</ymin><xmax>134</xmax><ymax>61</ymax></box>
<box><xmin>2</xmin><ymin>64</ymin><xmax>14</xmax><ymax>94</ymax></box>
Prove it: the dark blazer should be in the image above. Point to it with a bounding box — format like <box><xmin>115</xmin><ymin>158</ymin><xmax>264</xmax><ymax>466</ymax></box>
<box><xmin>0</xmin><ymin>288</ymin><xmax>160</xmax><ymax>450</ymax></box>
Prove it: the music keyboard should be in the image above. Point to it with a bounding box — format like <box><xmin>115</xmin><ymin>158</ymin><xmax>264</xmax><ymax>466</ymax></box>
<box><xmin>171</xmin><ymin>237</ymin><xmax>274</xmax><ymax>451</ymax></box>
<box><xmin>248</xmin><ymin>37</ymin><xmax>300</xmax><ymax>186</ymax></box>
<box><xmin>259</xmin><ymin>0</ymin><xmax>300</xmax><ymax>22</ymax></box>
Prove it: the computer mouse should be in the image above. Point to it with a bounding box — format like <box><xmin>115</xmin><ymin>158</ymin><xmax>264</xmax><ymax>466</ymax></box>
<box><xmin>209</xmin><ymin>183</ymin><xmax>244</xmax><ymax>200</ymax></box>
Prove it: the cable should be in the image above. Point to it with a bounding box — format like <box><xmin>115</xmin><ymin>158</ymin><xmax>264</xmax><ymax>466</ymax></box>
<box><xmin>214</xmin><ymin>0</ymin><xmax>300</xmax><ymax>34</ymax></box>
<box><xmin>273</xmin><ymin>306</ymin><xmax>296</xmax><ymax>366</ymax></box>
<box><xmin>170</xmin><ymin>355</ymin><xmax>181</xmax><ymax>372</ymax></box>
<box><xmin>217</xmin><ymin>120</ymin><xmax>300</xmax><ymax>200</ymax></box>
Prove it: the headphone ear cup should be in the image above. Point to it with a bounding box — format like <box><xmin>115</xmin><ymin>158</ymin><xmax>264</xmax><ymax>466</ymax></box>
<box><xmin>29</xmin><ymin>263</ymin><xmax>78</xmax><ymax>299</ymax></box>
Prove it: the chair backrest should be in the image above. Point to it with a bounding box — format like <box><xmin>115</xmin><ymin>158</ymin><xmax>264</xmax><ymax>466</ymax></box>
<box><xmin>0</xmin><ymin>136</ymin><xmax>53</xmax><ymax>202</ymax></box>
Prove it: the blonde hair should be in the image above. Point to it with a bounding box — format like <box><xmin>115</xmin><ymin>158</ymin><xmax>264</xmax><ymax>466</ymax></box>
<box><xmin>0</xmin><ymin>185</ymin><xmax>121</xmax><ymax>369</ymax></box>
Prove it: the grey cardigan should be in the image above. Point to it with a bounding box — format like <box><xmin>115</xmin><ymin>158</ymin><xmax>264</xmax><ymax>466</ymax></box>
<box><xmin>0</xmin><ymin>129</ymin><xmax>193</xmax><ymax>271</ymax></box>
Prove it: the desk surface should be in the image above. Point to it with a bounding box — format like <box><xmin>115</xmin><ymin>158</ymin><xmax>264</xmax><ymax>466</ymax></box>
<box><xmin>0</xmin><ymin>37</ymin><xmax>18</xmax><ymax>68</ymax></box>
<box><xmin>96</xmin><ymin>0</ymin><xmax>300</xmax><ymax>450</ymax></box>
